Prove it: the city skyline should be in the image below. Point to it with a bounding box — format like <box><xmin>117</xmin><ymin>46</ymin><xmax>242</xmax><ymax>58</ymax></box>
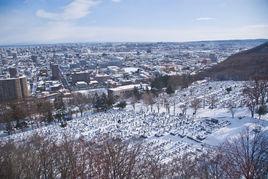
<box><xmin>0</xmin><ymin>0</ymin><xmax>268</xmax><ymax>45</ymax></box>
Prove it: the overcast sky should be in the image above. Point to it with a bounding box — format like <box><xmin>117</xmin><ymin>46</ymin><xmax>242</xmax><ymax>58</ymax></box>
<box><xmin>0</xmin><ymin>0</ymin><xmax>268</xmax><ymax>45</ymax></box>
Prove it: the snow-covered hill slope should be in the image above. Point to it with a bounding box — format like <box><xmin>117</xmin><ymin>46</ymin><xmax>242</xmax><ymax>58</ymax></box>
<box><xmin>1</xmin><ymin>81</ymin><xmax>268</xmax><ymax>159</ymax></box>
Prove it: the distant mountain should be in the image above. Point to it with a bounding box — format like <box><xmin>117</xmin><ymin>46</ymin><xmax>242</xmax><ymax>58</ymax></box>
<box><xmin>196</xmin><ymin>41</ymin><xmax>268</xmax><ymax>80</ymax></box>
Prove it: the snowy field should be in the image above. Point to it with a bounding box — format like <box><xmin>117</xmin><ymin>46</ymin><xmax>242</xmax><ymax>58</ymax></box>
<box><xmin>1</xmin><ymin>80</ymin><xmax>268</xmax><ymax>159</ymax></box>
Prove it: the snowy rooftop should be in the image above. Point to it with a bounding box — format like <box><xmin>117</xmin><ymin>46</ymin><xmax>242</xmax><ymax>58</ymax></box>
<box><xmin>109</xmin><ymin>84</ymin><xmax>141</xmax><ymax>92</ymax></box>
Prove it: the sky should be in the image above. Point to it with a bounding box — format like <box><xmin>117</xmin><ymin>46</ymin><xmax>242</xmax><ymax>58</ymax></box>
<box><xmin>0</xmin><ymin>0</ymin><xmax>268</xmax><ymax>45</ymax></box>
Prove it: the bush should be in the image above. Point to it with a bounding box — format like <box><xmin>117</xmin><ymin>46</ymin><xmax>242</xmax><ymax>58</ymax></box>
<box><xmin>166</xmin><ymin>85</ymin><xmax>175</xmax><ymax>95</ymax></box>
<box><xmin>60</xmin><ymin>121</ymin><xmax>67</xmax><ymax>128</ymax></box>
<box><xmin>225</xmin><ymin>87</ymin><xmax>232</xmax><ymax>93</ymax></box>
<box><xmin>116</xmin><ymin>101</ymin><xmax>127</xmax><ymax>109</ymax></box>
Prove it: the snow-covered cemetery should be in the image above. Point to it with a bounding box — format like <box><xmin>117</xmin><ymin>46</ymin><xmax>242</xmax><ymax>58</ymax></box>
<box><xmin>2</xmin><ymin>80</ymin><xmax>267</xmax><ymax>149</ymax></box>
<box><xmin>1</xmin><ymin>78</ymin><xmax>268</xmax><ymax>178</ymax></box>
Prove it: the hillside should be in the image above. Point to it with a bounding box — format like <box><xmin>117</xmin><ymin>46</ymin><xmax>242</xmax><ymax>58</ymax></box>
<box><xmin>197</xmin><ymin>41</ymin><xmax>268</xmax><ymax>80</ymax></box>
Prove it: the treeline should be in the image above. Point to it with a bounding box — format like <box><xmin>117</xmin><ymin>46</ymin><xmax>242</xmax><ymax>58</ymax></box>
<box><xmin>0</xmin><ymin>93</ymin><xmax>107</xmax><ymax>134</ymax></box>
<box><xmin>0</xmin><ymin>128</ymin><xmax>267</xmax><ymax>179</ymax></box>
<box><xmin>150</xmin><ymin>74</ymin><xmax>194</xmax><ymax>93</ymax></box>
<box><xmin>0</xmin><ymin>98</ymin><xmax>55</xmax><ymax>134</ymax></box>
<box><xmin>0</xmin><ymin>89</ymin><xmax>142</xmax><ymax>134</ymax></box>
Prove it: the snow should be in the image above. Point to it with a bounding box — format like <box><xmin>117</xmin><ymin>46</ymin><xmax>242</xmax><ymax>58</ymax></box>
<box><xmin>123</xmin><ymin>67</ymin><xmax>139</xmax><ymax>73</ymax></box>
<box><xmin>109</xmin><ymin>84</ymin><xmax>141</xmax><ymax>92</ymax></box>
<box><xmin>205</xmin><ymin>116</ymin><xmax>268</xmax><ymax>145</ymax></box>
<box><xmin>76</xmin><ymin>88</ymin><xmax>108</xmax><ymax>95</ymax></box>
<box><xmin>1</xmin><ymin>80</ymin><xmax>268</xmax><ymax>160</ymax></box>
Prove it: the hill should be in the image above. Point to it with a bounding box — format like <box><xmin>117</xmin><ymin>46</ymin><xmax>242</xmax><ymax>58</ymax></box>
<box><xmin>196</xmin><ymin>41</ymin><xmax>268</xmax><ymax>80</ymax></box>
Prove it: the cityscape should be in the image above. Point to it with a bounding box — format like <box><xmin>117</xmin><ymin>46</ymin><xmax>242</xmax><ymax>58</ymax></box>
<box><xmin>1</xmin><ymin>40</ymin><xmax>265</xmax><ymax>102</ymax></box>
<box><xmin>0</xmin><ymin>0</ymin><xmax>268</xmax><ymax>178</ymax></box>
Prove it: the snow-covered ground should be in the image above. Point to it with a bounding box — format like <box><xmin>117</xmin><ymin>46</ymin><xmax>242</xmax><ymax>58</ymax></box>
<box><xmin>1</xmin><ymin>80</ymin><xmax>268</xmax><ymax>160</ymax></box>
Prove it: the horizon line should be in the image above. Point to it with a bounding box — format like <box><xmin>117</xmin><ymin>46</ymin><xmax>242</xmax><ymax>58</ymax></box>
<box><xmin>0</xmin><ymin>38</ymin><xmax>267</xmax><ymax>47</ymax></box>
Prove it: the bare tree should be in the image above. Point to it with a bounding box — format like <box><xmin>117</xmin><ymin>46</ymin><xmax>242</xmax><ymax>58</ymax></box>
<box><xmin>155</xmin><ymin>98</ymin><xmax>161</xmax><ymax>114</ymax></box>
<box><xmin>190</xmin><ymin>98</ymin><xmax>202</xmax><ymax>115</ymax></box>
<box><xmin>130</xmin><ymin>95</ymin><xmax>138</xmax><ymax>112</ymax></box>
<box><xmin>164</xmin><ymin>98</ymin><xmax>170</xmax><ymax>114</ymax></box>
<box><xmin>243</xmin><ymin>79</ymin><xmax>268</xmax><ymax>118</ymax></box>
<box><xmin>0</xmin><ymin>103</ymin><xmax>13</xmax><ymax>134</ymax></box>
<box><xmin>37</xmin><ymin>99</ymin><xmax>54</xmax><ymax>123</ymax></box>
<box><xmin>142</xmin><ymin>92</ymin><xmax>155</xmax><ymax>112</ymax></box>
<box><xmin>195</xmin><ymin>152</ymin><xmax>225</xmax><ymax>179</ymax></box>
<box><xmin>208</xmin><ymin>95</ymin><xmax>218</xmax><ymax>109</ymax></box>
<box><xmin>70</xmin><ymin>93</ymin><xmax>90</xmax><ymax>117</ymax></box>
<box><xmin>139</xmin><ymin>145</ymin><xmax>168</xmax><ymax>178</ymax></box>
<box><xmin>180</xmin><ymin>104</ymin><xmax>188</xmax><ymax>117</ymax></box>
<box><xmin>228</xmin><ymin>101</ymin><xmax>237</xmax><ymax>118</ymax></box>
<box><xmin>169</xmin><ymin>152</ymin><xmax>198</xmax><ymax>178</ymax></box>
<box><xmin>244</xmin><ymin>98</ymin><xmax>257</xmax><ymax>118</ymax></box>
<box><xmin>2</xmin><ymin>130</ymin><xmax>267</xmax><ymax>179</ymax></box>
<box><xmin>91</xmin><ymin>136</ymin><xmax>144</xmax><ymax>178</ymax></box>
<box><xmin>9</xmin><ymin>100</ymin><xmax>27</xmax><ymax>126</ymax></box>
<box><xmin>172</xmin><ymin>99</ymin><xmax>176</xmax><ymax>115</ymax></box>
<box><xmin>218</xmin><ymin>128</ymin><xmax>268</xmax><ymax>179</ymax></box>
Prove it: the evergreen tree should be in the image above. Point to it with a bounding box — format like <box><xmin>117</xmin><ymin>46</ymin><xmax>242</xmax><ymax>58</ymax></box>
<box><xmin>256</xmin><ymin>105</ymin><xmax>267</xmax><ymax>119</ymax></box>
<box><xmin>166</xmin><ymin>85</ymin><xmax>175</xmax><ymax>95</ymax></box>
<box><xmin>116</xmin><ymin>101</ymin><xmax>127</xmax><ymax>109</ymax></box>
<box><xmin>94</xmin><ymin>93</ymin><xmax>109</xmax><ymax>111</ymax></box>
<box><xmin>101</xmin><ymin>93</ymin><xmax>108</xmax><ymax>109</ymax></box>
<box><xmin>151</xmin><ymin>75</ymin><xmax>169</xmax><ymax>90</ymax></box>
<box><xmin>133</xmin><ymin>87</ymin><xmax>141</xmax><ymax>100</ymax></box>
<box><xmin>107</xmin><ymin>92</ymin><xmax>115</xmax><ymax>108</ymax></box>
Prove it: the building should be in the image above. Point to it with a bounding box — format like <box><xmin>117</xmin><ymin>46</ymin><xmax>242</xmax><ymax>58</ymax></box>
<box><xmin>0</xmin><ymin>76</ymin><xmax>29</xmax><ymax>102</ymax></box>
<box><xmin>94</xmin><ymin>74</ymin><xmax>110</xmax><ymax>84</ymax></box>
<box><xmin>31</xmin><ymin>55</ymin><xmax>38</xmax><ymax>64</ymax></box>
<box><xmin>71</xmin><ymin>71</ymin><xmax>91</xmax><ymax>84</ymax></box>
<box><xmin>51</xmin><ymin>64</ymin><xmax>61</xmax><ymax>80</ymax></box>
<box><xmin>108</xmin><ymin>84</ymin><xmax>141</xmax><ymax>98</ymax></box>
<box><xmin>75</xmin><ymin>81</ymin><xmax>88</xmax><ymax>90</ymax></box>
<box><xmin>108</xmin><ymin>84</ymin><xmax>150</xmax><ymax>98</ymax></box>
